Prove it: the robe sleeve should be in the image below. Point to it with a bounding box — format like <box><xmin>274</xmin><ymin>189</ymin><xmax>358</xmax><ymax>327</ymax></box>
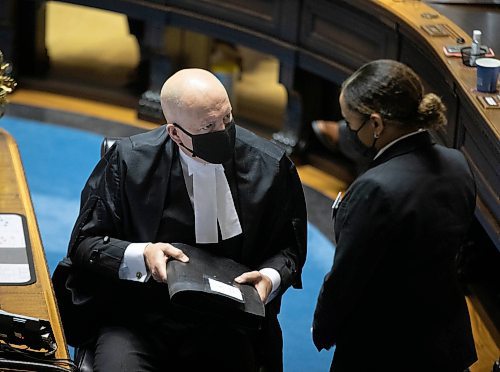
<box><xmin>67</xmin><ymin>143</ymin><xmax>132</xmax><ymax>279</ymax></box>
<box><xmin>257</xmin><ymin>155</ymin><xmax>307</xmax><ymax>294</ymax></box>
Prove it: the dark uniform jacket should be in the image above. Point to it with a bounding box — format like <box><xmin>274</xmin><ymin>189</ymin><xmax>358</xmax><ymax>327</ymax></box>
<box><xmin>313</xmin><ymin>131</ymin><xmax>477</xmax><ymax>372</ymax></box>
<box><xmin>53</xmin><ymin>125</ymin><xmax>307</xmax><ymax>370</ymax></box>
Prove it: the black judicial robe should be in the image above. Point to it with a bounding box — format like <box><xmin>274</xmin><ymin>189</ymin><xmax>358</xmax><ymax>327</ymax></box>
<box><xmin>313</xmin><ymin>131</ymin><xmax>477</xmax><ymax>371</ymax></box>
<box><xmin>53</xmin><ymin>125</ymin><xmax>307</xmax><ymax>368</ymax></box>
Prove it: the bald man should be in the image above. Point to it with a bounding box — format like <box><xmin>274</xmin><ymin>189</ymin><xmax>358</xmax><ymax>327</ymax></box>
<box><xmin>54</xmin><ymin>69</ymin><xmax>307</xmax><ymax>371</ymax></box>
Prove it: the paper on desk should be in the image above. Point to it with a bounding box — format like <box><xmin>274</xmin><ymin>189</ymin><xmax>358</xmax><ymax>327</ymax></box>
<box><xmin>208</xmin><ymin>277</ymin><xmax>243</xmax><ymax>301</ymax></box>
<box><xmin>0</xmin><ymin>214</ymin><xmax>31</xmax><ymax>283</ymax></box>
<box><xmin>0</xmin><ymin>214</ymin><xmax>26</xmax><ymax>248</ymax></box>
<box><xmin>0</xmin><ymin>264</ymin><xmax>31</xmax><ymax>283</ymax></box>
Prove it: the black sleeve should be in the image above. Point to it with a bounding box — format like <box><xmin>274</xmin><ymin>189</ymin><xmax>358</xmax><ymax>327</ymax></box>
<box><xmin>312</xmin><ymin>179</ymin><xmax>394</xmax><ymax>350</ymax></box>
<box><xmin>67</xmin><ymin>143</ymin><xmax>132</xmax><ymax>279</ymax></box>
<box><xmin>258</xmin><ymin>156</ymin><xmax>307</xmax><ymax>293</ymax></box>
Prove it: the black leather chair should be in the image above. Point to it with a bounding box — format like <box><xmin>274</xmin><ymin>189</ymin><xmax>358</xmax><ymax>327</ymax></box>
<box><xmin>100</xmin><ymin>136</ymin><xmax>122</xmax><ymax>157</ymax></box>
<box><xmin>74</xmin><ymin>345</ymin><xmax>94</xmax><ymax>372</ymax></box>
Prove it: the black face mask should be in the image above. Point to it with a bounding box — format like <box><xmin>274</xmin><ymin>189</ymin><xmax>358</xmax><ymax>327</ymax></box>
<box><xmin>345</xmin><ymin>118</ymin><xmax>378</xmax><ymax>159</ymax></box>
<box><xmin>173</xmin><ymin>121</ymin><xmax>236</xmax><ymax>164</ymax></box>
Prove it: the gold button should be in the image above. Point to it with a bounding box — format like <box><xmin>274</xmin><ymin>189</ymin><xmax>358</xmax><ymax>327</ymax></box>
<box><xmin>136</xmin><ymin>272</ymin><xmax>142</xmax><ymax>279</ymax></box>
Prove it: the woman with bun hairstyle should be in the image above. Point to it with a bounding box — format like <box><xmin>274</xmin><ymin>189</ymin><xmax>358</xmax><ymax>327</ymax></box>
<box><xmin>313</xmin><ymin>60</ymin><xmax>477</xmax><ymax>371</ymax></box>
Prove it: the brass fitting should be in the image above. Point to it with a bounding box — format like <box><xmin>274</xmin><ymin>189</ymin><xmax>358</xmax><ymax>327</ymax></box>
<box><xmin>0</xmin><ymin>51</ymin><xmax>17</xmax><ymax>118</ymax></box>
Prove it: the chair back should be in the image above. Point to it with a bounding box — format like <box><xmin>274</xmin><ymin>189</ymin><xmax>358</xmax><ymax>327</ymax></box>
<box><xmin>100</xmin><ymin>137</ymin><xmax>122</xmax><ymax>158</ymax></box>
<box><xmin>73</xmin><ymin>136</ymin><xmax>122</xmax><ymax>372</ymax></box>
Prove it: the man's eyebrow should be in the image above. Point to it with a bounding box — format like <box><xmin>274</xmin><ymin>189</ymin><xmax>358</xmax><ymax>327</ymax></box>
<box><xmin>199</xmin><ymin>110</ymin><xmax>232</xmax><ymax>129</ymax></box>
<box><xmin>199</xmin><ymin>121</ymin><xmax>215</xmax><ymax>130</ymax></box>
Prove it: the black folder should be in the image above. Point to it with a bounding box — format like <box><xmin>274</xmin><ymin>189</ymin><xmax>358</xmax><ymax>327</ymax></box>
<box><xmin>167</xmin><ymin>243</ymin><xmax>265</xmax><ymax>329</ymax></box>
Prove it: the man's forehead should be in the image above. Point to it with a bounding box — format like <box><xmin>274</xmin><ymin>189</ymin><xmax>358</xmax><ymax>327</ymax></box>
<box><xmin>177</xmin><ymin>99</ymin><xmax>232</xmax><ymax>129</ymax></box>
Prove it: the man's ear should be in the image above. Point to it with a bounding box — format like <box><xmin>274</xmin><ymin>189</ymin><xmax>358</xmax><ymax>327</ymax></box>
<box><xmin>166</xmin><ymin>124</ymin><xmax>181</xmax><ymax>144</ymax></box>
<box><xmin>370</xmin><ymin>113</ymin><xmax>385</xmax><ymax>138</ymax></box>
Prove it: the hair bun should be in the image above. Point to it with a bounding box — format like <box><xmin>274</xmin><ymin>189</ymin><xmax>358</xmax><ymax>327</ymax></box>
<box><xmin>417</xmin><ymin>93</ymin><xmax>447</xmax><ymax>129</ymax></box>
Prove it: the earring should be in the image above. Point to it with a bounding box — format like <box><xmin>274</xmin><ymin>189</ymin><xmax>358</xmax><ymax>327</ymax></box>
<box><xmin>374</xmin><ymin>133</ymin><xmax>380</xmax><ymax>139</ymax></box>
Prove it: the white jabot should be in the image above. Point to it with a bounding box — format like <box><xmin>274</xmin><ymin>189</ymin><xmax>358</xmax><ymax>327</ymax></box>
<box><xmin>179</xmin><ymin>149</ymin><xmax>242</xmax><ymax>244</ymax></box>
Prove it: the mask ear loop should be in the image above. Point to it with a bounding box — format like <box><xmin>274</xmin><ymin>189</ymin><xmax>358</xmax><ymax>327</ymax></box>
<box><xmin>178</xmin><ymin>142</ymin><xmax>198</xmax><ymax>158</ymax></box>
<box><xmin>172</xmin><ymin>123</ymin><xmax>198</xmax><ymax>158</ymax></box>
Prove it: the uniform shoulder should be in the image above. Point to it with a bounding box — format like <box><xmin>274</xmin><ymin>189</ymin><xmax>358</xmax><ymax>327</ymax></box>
<box><xmin>113</xmin><ymin>126</ymin><xmax>168</xmax><ymax>154</ymax></box>
<box><xmin>435</xmin><ymin>143</ymin><xmax>466</xmax><ymax>161</ymax></box>
<box><xmin>128</xmin><ymin>126</ymin><xmax>168</xmax><ymax>148</ymax></box>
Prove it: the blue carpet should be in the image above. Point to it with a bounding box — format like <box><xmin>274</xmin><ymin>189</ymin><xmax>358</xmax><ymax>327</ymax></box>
<box><xmin>1</xmin><ymin>116</ymin><xmax>101</xmax><ymax>271</ymax></box>
<box><xmin>1</xmin><ymin>116</ymin><xmax>335</xmax><ymax>371</ymax></box>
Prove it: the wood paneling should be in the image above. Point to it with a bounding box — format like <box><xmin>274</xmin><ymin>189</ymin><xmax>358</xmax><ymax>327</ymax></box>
<box><xmin>299</xmin><ymin>0</ymin><xmax>398</xmax><ymax>77</ymax></box>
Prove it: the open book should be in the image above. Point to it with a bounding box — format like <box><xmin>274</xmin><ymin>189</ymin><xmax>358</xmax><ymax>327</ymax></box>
<box><xmin>166</xmin><ymin>243</ymin><xmax>265</xmax><ymax>329</ymax></box>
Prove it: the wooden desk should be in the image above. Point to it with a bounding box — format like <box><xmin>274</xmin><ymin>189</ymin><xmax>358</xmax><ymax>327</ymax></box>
<box><xmin>373</xmin><ymin>0</ymin><xmax>499</xmax><ymax>244</ymax></box>
<box><xmin>0</xmin><ymin>128</ymin><xmax>69</xmax><ymax>362</ymax></box>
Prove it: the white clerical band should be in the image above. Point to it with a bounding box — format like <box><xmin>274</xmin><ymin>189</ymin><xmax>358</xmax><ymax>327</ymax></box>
<box><xmin>182</xmin><ymin>151</ymin><xmax>242</xmax><ymax>244</ymax></box>
<box><xmin>192</xmin><ymin>164</ymin><xmax>219</xmax><ymax>243</ymax></box>
<box><xmin>214</xmin><ymin>165</ymin><xmax>242</xmax><ymax>241</ymax></box>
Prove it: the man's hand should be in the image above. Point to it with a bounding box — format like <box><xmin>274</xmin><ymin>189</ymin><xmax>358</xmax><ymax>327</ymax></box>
<box><xmin>144</xmin><ymin>243</ymin><xmax>189</xmax><ymax>283</ymax></box>
<box><xmin>234</xmin><ymin>271</ymin><xmax>272</xmax><ymax>303</ymax></box>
